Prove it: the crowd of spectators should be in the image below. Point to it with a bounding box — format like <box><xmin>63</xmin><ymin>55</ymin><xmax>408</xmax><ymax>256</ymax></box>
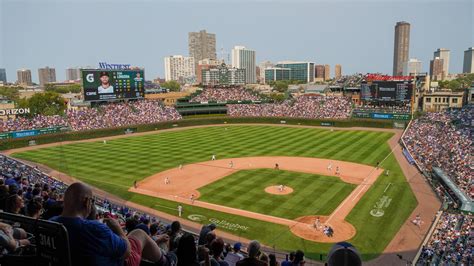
<box><xmin>190</xmin><ymin>87</ymin><xmax>262</xmax><ymax>103</ymax></box>
<box><xmin>402</xmin><ymin>105</ymin><xmax>473</xmax><ymax>198</ymax></box>
<box><xmin>354</xmin><ymin>104</ymin><xmax>411</xmax><ymax>114</ymax></box>
<box><xmin>228</xmin><ymin>95</ymin><xmax>352</xmax><ymax>119</ymax></box>
<box><xmin>0</xmin><ymin>100</ymin><xmax>182</xmax><ymax>133</ymax></box>
<box><xmin>67</xmin><ymin>100</ymin><xmax>181</xmax><ymax>131</ymax></box>
<box><xmin>0</xmin><ymin>154</ymin><xmax>321</xmax><ymax>265</ymax></box>
<box><xmin>0</xmin><ymin>115</ymin><xmax>68</xmax><ymax>133</ymax></box>
<box><xmin>417</xmin><ymin>212</ymin><xmax>472</xmax><ymax>265</ymax></box>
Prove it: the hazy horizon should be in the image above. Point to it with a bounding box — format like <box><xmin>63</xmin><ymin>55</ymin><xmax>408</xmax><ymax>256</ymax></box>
<box><xmin>1</xmin><ymin>0</ymin><xmax>473</xmax><ymax>83</ymax></box>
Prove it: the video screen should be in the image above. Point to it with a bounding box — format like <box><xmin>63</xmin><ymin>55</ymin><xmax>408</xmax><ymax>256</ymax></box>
<box><xmin>82</xmin><ymin>69</ymin><xmax>145</xmax><ymax>101</ymax></box>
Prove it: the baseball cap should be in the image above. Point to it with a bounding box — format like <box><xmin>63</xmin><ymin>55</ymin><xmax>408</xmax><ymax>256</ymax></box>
<box><xmin>99</xmin><ymin>71</ymin><xmax>109</xmax><ymax>77</ymax></box>
<box><xmin>326</xmin><ymin>242</ymin><xmax>362</xmax><ymax>266</ymax></box>
<box><xmin>233</xmin><ymin>242</ymin><xmax>242</xmax><ymax>251</ymax></box>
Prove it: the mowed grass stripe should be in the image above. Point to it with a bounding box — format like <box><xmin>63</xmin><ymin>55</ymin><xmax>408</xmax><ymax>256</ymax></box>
<box><xmin>198</xmin><ymin>169</ymin><xmax>355</xmax><ymax>219</ymax></box>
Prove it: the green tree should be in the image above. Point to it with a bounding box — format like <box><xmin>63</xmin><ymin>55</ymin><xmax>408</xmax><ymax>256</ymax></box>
<box><xmin>268</xmin><ymin>93</ymin><xmax>286</xmax><ymax>102</ymax></box>
<box><xmin>0</xmin><ymin>86</ymin><xmax>21</xmax><ymax>101</ymax></box>
<box><xmin>273</xmin><ymin>81</ymin><xmax>289</xmax><ymax>92</ymax></box>
<box><xmin>25</xmin><ymin>91</ymin><xmax>66</xmax><ymax>116</ymax></box>
<box><xmin>161</xmin><ymin>80</ymin><xmax>181</xmax><ymax>92</ymax></box>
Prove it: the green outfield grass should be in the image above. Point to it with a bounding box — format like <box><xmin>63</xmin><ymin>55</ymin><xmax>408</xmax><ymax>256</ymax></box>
<box><xmin>198</xmin><ymin>169</ymin><xmax>356</xmax><ymax>219</ymax></box>
<box><xmin>11</xmin><ymin>125</ymin><xmax>417</xmax><ymax>261</ymax></box>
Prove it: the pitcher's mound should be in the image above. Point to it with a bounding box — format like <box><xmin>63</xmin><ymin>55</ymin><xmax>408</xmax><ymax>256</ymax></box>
<box><xmin>265</xmin><ymin>185</ymin><xmax>293</xmax><ymax>195</ymax></box>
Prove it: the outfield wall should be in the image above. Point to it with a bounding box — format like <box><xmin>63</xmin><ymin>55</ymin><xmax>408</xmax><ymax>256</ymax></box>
<box><xmin>0</xmin><ymin>116</ymin><xmax>395</xmax><ymax>150</ymax></box>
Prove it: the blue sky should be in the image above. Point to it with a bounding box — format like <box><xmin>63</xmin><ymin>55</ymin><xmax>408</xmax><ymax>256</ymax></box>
<box><xmin>1</xmin><ymin>0</ymin><xmax>473</xmax><ymax>82</ymax></box>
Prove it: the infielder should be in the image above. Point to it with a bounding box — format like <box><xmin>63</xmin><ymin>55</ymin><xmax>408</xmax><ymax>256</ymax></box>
<box><xmin>335</xmin><ymin>166</ymin><xmax>340</xmax><ymax>175</ymax></box>
<box><xmin>165</xmin><ymin>177</ymin><xmax>170</xmax><ymax>185</ymax></box>
<box><xmin>190</xmin><ymin>194</ymin><xmax>195</xmax><ymax>204</ymax></box>
<box><xmin>327</xmin><ymin>162</ymin><xmax>333</xmax><ymax>171</ymax></box>
<box><xmin>229</xmin><ymin>161</ymin><xmax>234</xmax><ymax>168</ymax></box>
<box><xmin>211</xmin><ymin>154</ymin><xmax>216</xmax><ymax>161</ymax></box>
<box><xmin>313</xmin><ymin>217</ymin><xmax>321</xmax><ymax>230</ymax></box>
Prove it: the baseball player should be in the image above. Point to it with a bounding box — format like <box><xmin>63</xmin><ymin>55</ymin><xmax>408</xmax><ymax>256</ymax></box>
<box><xmin>165</xmin><ymin>177</ymin><xmax>170</xmax><ymax>185</ymax></box>
<box><xmin>229</xmin><ymin>161</ymin><xmax>234</xmax><ymax>168</ymax></box>
<box><xmin>133</xmin><ymin>180</ymin><xmax>137</xmax><ymax>189</ymax></box>
<box><xmin>103</xmin><ymin>140</ymin><xmax>107</xmax><ymax>145</ymax></box>
<box><xmin>178</xmin><ymin>204</ymin><xmax>183</xmax><ymax>217</ymax></box>
<box><xmin>314</xmin><ymin>217</ymin><xmax>321</xmax><ymax>230</ymax></box>
<box><xmin>335</xmin><ymin>166</ymin><xmax>340</xmax><ymax>175</ymax></box>
<box><xmin>327</xmin><ymin>162</ymin><xmax>332</xmax><ymax>171</ymax></box>
<box><xmin>274</xmin><ymin>163</ymin><xmax>279</xmax><ymax>170</ymax></box>
<box><xmin>190</xmin><ymin>194</ymin><xmax>195</xmax><ymax>204</ymax></box>
<box><xmin>211</xmin><ymin>154</ymin><xmax>216</xmax><ymax>161</ymax></box>
<box><xmin>385</xmin><ymin>170</ymin><xmax>390</xmax><ymax>176</ymax></box>
<box><xmin>278</xmin><ymin>185</ymin><xmax>283</xmax><ymax>192</ymax></box>
<box><xmin>179</xmin><ymin>164</ymin><xmax>183</xmax><ymax>170</ymax></box>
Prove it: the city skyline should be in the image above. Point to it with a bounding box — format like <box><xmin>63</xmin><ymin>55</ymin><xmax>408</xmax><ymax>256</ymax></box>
<box><xmin>1</xmin><ymin>0</ymin><xmax>472</xmax><ymax>83</ymax></box>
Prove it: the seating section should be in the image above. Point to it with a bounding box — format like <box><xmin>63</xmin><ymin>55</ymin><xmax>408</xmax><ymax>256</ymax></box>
<box><xmin>228</xmin><ymin>95</ymin><xmax>352</xmax><ymax>119</ymax></box>
<box><xmin>0</xmin><ymin>100</ymin><xmax>182</xmax><ymax>133</ymax></box>
<box><xmin>417</xmin><ymin>212</ymin><xmax>473</xmax><ymax>266</ymax></box>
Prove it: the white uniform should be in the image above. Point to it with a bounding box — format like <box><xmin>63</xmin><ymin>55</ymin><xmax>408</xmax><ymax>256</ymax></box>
<box><xmin>178</xmin><ymin>205</ymin><xmax>183</xmax><ymax>217</ymax></box>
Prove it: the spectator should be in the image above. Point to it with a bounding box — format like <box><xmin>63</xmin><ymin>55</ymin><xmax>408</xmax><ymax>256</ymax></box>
<box><xmin>176</xmin><ymin>232</ymin><xmax>200</xmax><ymax>266</ymax></box>
<box><xmin>224</xmin><ymin>242</ymin><xmax>244</xmax><ymax>265</ymax></box>
<box><xmin>50</xmin><ymin>182</ymin><xmax>165</xmax><ymax>266</ymax></box>
<box><xmin>210</xmin><ymin>237</ymin><xmax>230</xmax><ymax>266</ymax></box>
<box><xmin>269</xmin><ymin>254</ymin><xmax>278</xmax><ymax>266</ymax></box>
<box><xmin>5</xmin><ymin>194</ymin><xmax>24</xmax><ymax>214</ymax></box>
<box><xmin>168</xmin><ymin>220</ymin><xmax>182</xmax><ymax>252</ymax></box>
<box><xmin>326</xmin><ymin>242</ymin><xmax>361</xmax><ymax>266</ymax></box>
<box><xmin>236</xmin><ymin>240</ymin><xmax>267</xmax><ymax>266</ymax></box>
<box><xmin>198</xmin><ymin>223</ymin><xmax>217</xmax><ymax>245</ymax></box>
<box><xmin>281</xmin><ymin>252</ymin><xmax>295</xmax><ymax>266</ymax></box>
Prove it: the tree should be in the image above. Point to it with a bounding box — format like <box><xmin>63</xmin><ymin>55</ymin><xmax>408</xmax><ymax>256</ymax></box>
<box><xmin>25</xmin><ymin>91</ymin><xmax>66</xmax><ymax>116</ymax></box>
<box><xmin>161</xmin><ymin>80</ymin><xmax>181</xmax><ymax>92</ymax></box>
<box><xmin>45</xmin><ymin>83</ymin><xmax>82</xmax><ymax>94</ymax></box>
<box><xmin>0</xmin><ymin>86</ymin><xmax>20</xmax><ymax>101</ymax></box>
<box><xmin>273</xmin><ymin>81</ymin><xmax>289</xmax><ymax>92</ymax></box>
<box><xmin>268</xmin><ymin>93</ymin><xmax>286</xmax><ymax>102</ymax></box>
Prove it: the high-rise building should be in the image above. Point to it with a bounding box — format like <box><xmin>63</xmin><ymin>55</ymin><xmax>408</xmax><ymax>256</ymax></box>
<box><xmin>189</xmin><ymin>30</ymin><xmax>216</xmax><ymax>74</ymax></box>
<box><xmin>201</xmin><ymin>63</ymin><xmax>246</xmax><ymax>86</ymax></box>
<box><xmin>0</xmin><ymin>69</ymin><xmax>6</xmax><ymax>83</ymax></box>
<box><xmin>430</xmin><ymin>57</ymin><xmax>444</xmax><ymax>81</ymax></box>
<box><xmin>315</xmin><ymin>65</ymin><xmax>325</xmax><ymax>79</ymax></box>
<box><xmin>335</xmin><ymin>64</ymin><xmax>342</xmax><ymax>80</ymax></box>
<box><xmin>403</xmin><ymin>58</ymin><xmax>422</xmax><ymax>76</ymax></box>
<box><xmin>324</xmin><ymin>65</ymin><xmax>330</xmax><ymax>81</ymax></box>
<box><xmin>463</xmin><ymin>47</ymin><xmax>474</xmax><ymax>73</ymax></box>
<box><xmin>197</xmin><ymin>58</ymin><xmax>221</xmax><ymax>84</ymax></box>
<box><xmin>231</xmin><ymin>46</ymin><xmax>257</xmax><ymax>84</ymax></box>
<box><xmin>38</xmin><ymin>67</ymin><xmax>56</xmax><ymax>86</ymax></box>
<box><xmin>393</xmin><ymin>21</ymin><xmax>411</xmax><ymax>76</ymax></box>
<box><xmin>258</xmin><ymin>61</ymin><xmax>274</xmax><ymax>84</ymax></box>
<box><xmin>433</xmin><ymin>48</ymin><xmax>450</xmax><ymax>76</ymax></box>
<box><xmin>276</xmin><ymin>61</ymin><xmax>315</xmax><ymax>83</ymax></box>
<box><xmin>66</xmin><ymin>67</ymin><xmax>82</xmax><ymax>81</ymax></box>
<box><xmin>164</xmin><ymin>55</ymin><xmax>195</xmax><ymax>82</ymax></box>
<box><xmin>17</xmin><ymin>69</ymin><xmax>32</xmax><ymax>86</ymax></box>
<box><xmin>264</xmin><ymin>67</ymin><xmax>291</xmax><ymax>83</ymax></box>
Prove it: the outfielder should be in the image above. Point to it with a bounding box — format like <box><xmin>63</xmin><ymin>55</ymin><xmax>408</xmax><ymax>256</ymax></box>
<box><xmin>211</xmin><ymin>154</ymin><xmax>216</xmax><ymax>161</ymax></box>
<box><xmin>178</xmin><ymin>204</ymin><xmax>183</xmax><ymax>217</ymax></box>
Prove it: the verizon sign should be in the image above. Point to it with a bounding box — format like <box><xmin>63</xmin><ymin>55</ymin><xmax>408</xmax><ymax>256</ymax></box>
<box><xmin>0</xmin><ymin>108</ymin><xmax>31</xmax><ymax>116</ymax></box>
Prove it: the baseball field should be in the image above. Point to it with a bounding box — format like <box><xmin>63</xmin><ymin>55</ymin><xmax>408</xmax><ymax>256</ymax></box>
<box><xmin>10</xmin><ymin>125</ymin><xmax>417</xmax><ymax>261</ymax></box>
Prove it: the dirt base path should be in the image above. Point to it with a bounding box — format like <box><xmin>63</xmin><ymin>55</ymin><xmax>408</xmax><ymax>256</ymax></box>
<box><xmin>130</xmin><ymin>156</ymin><xmax>383</xmax><ymax>243</ymax></box>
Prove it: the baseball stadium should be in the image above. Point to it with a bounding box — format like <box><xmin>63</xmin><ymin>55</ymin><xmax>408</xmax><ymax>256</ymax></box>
<box><xmin>0</xmin><ymin>68</ymin><xmax>471</xmax><ymax>266</ymax></box>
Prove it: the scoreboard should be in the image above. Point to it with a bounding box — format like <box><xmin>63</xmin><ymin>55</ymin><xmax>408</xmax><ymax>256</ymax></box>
<box><xmin>361</xmin><ymin>80</ymin><xmax>413</xmax><ymax>103</ymax></box>
<box><xmin>82</xmin><ymin>69</ymin><xmax>145</xmax><ymax>102</ymax></box>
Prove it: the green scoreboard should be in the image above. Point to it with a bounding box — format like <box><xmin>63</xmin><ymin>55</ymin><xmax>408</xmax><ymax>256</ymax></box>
<box><xmin>82</xmin><ymin>69</ymin><xmax>145</xmax><ymax>101</ymax></box>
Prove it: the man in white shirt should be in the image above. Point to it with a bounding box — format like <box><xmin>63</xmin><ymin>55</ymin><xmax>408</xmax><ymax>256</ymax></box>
<box><xmin>98</xmin><ymin>71</ymin><xmax>114</xmax><ymax>94</ymax></box>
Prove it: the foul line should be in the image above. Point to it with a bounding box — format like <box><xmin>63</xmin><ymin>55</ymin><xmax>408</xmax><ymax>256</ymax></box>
<box><xmin>325</xmin><ymin>144</ymin><xmax>399</xmax><ymax>225</ymax></box>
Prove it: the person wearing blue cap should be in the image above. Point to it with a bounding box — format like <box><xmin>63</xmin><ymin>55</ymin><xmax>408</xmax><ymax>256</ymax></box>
<box><xmin>224</xmin><ymin>242</ymin><xmax>244</xmax><ymax>265</ymax></box>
